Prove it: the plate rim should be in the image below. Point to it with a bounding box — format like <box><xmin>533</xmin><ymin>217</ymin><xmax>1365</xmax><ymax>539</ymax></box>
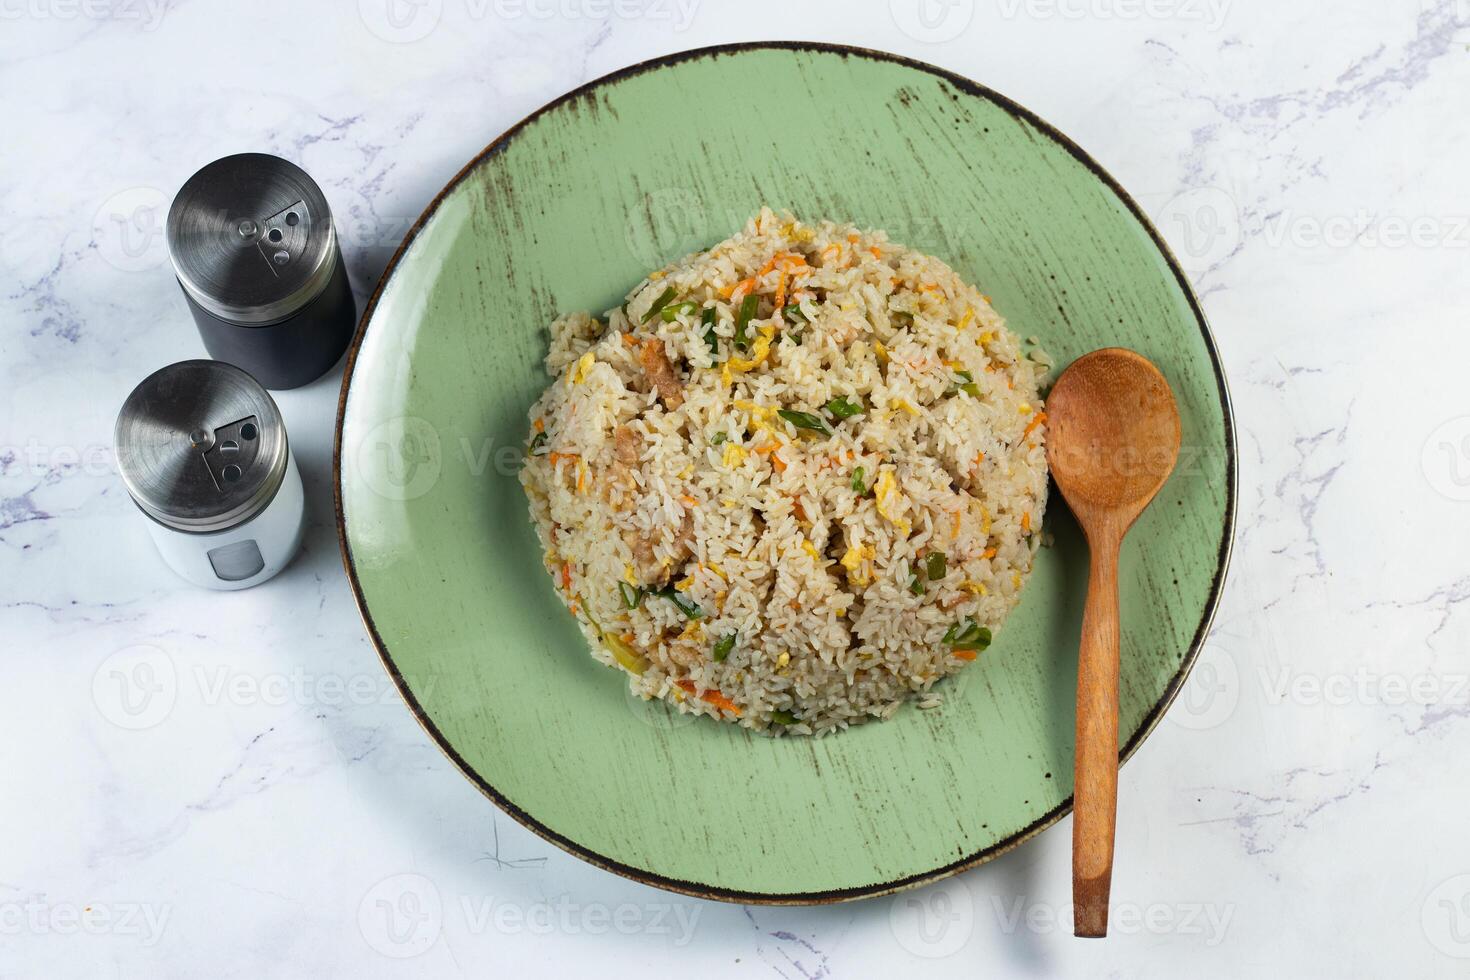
<box><xmin>332</xmin><ymin>40</ymin><xmax>1238</xmax><ymax>906</ymax></box>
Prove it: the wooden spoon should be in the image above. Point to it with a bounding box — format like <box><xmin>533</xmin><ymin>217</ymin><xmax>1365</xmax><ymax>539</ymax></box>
<box><xmin>1044</xmin><ymin>348</ymin><xmax>1181</xmax><ymax>938</ymax></box>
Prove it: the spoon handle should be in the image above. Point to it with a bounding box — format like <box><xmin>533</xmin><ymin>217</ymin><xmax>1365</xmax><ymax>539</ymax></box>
<box><xmin>1073</xmin><ymin>527</ymin><xmax>1121</xmax><ymax>937</ymax></box>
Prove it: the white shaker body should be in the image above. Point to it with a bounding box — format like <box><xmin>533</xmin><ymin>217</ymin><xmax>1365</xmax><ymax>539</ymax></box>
<box><xmin>144</xmin><ymin>451</ymin><xmax>305</xmax><ymax>591</ymax></box>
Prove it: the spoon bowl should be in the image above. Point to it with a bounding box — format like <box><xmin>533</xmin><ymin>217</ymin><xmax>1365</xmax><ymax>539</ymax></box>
<box><xmin>1045</xmin><ymin>348</ymin><xmax>1181</xmax><ymax>938</ymax></box>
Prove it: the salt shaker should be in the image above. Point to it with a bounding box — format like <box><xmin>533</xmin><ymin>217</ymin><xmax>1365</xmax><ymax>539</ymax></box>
<box><xmin>115</xmin><ymin>360</ymin><xmax>305</xmax><ymax>590</ymax></box>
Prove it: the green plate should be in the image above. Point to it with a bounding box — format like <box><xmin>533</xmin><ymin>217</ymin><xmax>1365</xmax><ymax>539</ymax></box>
<box><xmin>334</xmin><ymin>42</ymin><xmax>1234</xmax><ymax>903</ymax></box>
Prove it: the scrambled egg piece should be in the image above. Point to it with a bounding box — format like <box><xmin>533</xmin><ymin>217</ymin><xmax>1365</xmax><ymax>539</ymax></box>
<box><xmin>840</xmin><ymin>542</ymin><xmax>876</xmax><ymax>585</ymax></box>
<box><xmin>568</xmin><ymin>351</ymin><xmax>595</xmax><ymax>385</ymax></box>
<box><xmin>873</xmin><ymin>471</ymin><xmax>911</xmax><ymax>534</ymax></box>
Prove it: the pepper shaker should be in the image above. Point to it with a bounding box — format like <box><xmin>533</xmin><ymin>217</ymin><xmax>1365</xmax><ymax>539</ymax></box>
<box><xmin>166</xmin><ymin>153</ymin><xmax>356</xmax><ymax>389</ymax></box>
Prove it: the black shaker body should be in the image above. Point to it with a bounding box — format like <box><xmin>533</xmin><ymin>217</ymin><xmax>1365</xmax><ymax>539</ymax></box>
<box><xmin>182</xmin><ymin>248</ymin><xmax>355</xmax><ymax>390</ymax></box>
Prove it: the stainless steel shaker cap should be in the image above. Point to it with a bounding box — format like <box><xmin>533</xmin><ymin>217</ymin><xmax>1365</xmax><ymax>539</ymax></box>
<box><xmin>115</xmin><ymin>360</ymin><xmax>289</xmax><ymax>533</ymax></box>
<box><xmin>166</xmin><ymin>153</ymin><xmax>338</xmax><ymax>325</ymax></box>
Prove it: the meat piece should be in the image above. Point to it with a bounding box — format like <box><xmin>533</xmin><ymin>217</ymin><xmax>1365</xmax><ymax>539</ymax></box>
<box><xmin>614</xmin><ymin>425</ymin><xmax>643</xmax><ymax>466</ymax></box>
<box><xmin>638</xmin><ymin>338</ymin><xmax>684</xmax><ymax>409</ymax></box>
<box><xmin>629</xmin><ymin>509</ymin><xmax>694</xmax><ymax>587</ymax></box>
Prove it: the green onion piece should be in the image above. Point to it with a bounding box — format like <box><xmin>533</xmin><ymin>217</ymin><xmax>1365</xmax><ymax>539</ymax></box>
<box><xmin>734</xmin><ymin>293</ymin><xmax>758</xmax><ymax>349</ymax></box>
<box><xmin>770</xmin><ymin>709</ymin><xmax>797</xmax><ymax>725</ymax></box>
<box><xmin>528</xmin><ymin>431</ymin><xmax>548</xmax><ymax>455</ymax></box>
<box><xmin>957</xmin><ymin>382</ymin><xmax>981</xmax><ymax>398</ymax></box>
<box><xmin>696</xmin><ymin>309</ymin><xmax>718</xmax><ymax>356</ymax></box>
<box><xmin>909</xmin><ymin>574</ymin><xmax>925</xmax><ymax>596</ymax></box>
<box><xmin>656</xmin><ymin>587</ymin><xmax>702</xmax><ymax>619</ymax></box>
<box><xmin>789</xmin><ymin>330</ymin><xmax>804</xmax><ymax>346</ymax></box>
<box><xmin>661</xmin><ymin>300</ymin><xmax>698</xmax><ymax>322</ymax></box>
<box><xmin>710</xmin><ymin>432</ymin><xmax>728</xmax><ymax>445</ymax></box>
<box><xmin>642</xmin><ymin>286</ymin><xmax>676</xmax><ymax>322</ymax></box>
<box><xmin>942</xmin><ymin>619</ymin><xmax>992</xmax><ymax>651</ymax></box>
<box><xmin>823</xmin><ymin>396</ymin><xmax>864</xmax><ymax>420</ymax></box>
<box><xmin>926</xmin><ymin>551</ymin><xmax>947</xmax><ymax>581</ymax></box>
<box><xmin>954</xmin><ymin>369</ymin><xmax>974</xmax><ymax>382</ymax></box>
<box><xmin>618</xmin><ymin>581</ymin><xmax>643</xmax><ymax>610</ymax></box>
<box><xmin>777</xmin><ymin>409</ymin><xmax>831</xmax><ymax>436</ymax></box>
<box><xmin>782</xmin><ymin>303</ymin><xmax>806</xmax><ymax>322</ymax></box>
<box><xmin>712</xmin><ymin>634</ymin><xmax>736</xmax><ymax>662</ymax></box>
<box><xmin>851</xmin><ymin>466</ymin><xmax>866</xmax><ymax>493</ymax></box>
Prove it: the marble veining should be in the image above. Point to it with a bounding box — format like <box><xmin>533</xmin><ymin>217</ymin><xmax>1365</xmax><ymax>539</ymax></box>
<box><xmin>2</xmin><ymin>2</ymin><xmax>1467</xmax><ymax>976</ymax></box>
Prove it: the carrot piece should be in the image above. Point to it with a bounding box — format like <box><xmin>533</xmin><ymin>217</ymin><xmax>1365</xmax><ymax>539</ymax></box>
<box><xmin>559</xmin><ymin>562</ymin><xmax>572</xmax><ymax>590</ymax></box>
<box><xmin>771</xmin><ymin>453</ymin><xmax>788</xmax><ymax>474</ymax></box>
<box><xmin>1022</xmin><ymin>512</ymin><xmax>1032</xmax><ymax>533</ymax></box>
<box><xmin>673</xmin><ymin>679</ymin><xmax>742</xmax><ymax>716</ymax></box>
<box><xmin>1022</xmin><ymin>411</ymin><xmax>1048</xmax><ymax>440</ymax></box>
<box><xmin>954</xmin><ymin>650</ymin><xmax>978</xmax><ymax>661</ymax></box>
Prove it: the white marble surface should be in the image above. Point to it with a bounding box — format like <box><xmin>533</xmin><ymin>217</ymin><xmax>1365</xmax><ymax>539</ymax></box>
<box><xmin>3</xmin><ymin>1</ymin><xmax>1468</xmax><ymax>976</ymax></box>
